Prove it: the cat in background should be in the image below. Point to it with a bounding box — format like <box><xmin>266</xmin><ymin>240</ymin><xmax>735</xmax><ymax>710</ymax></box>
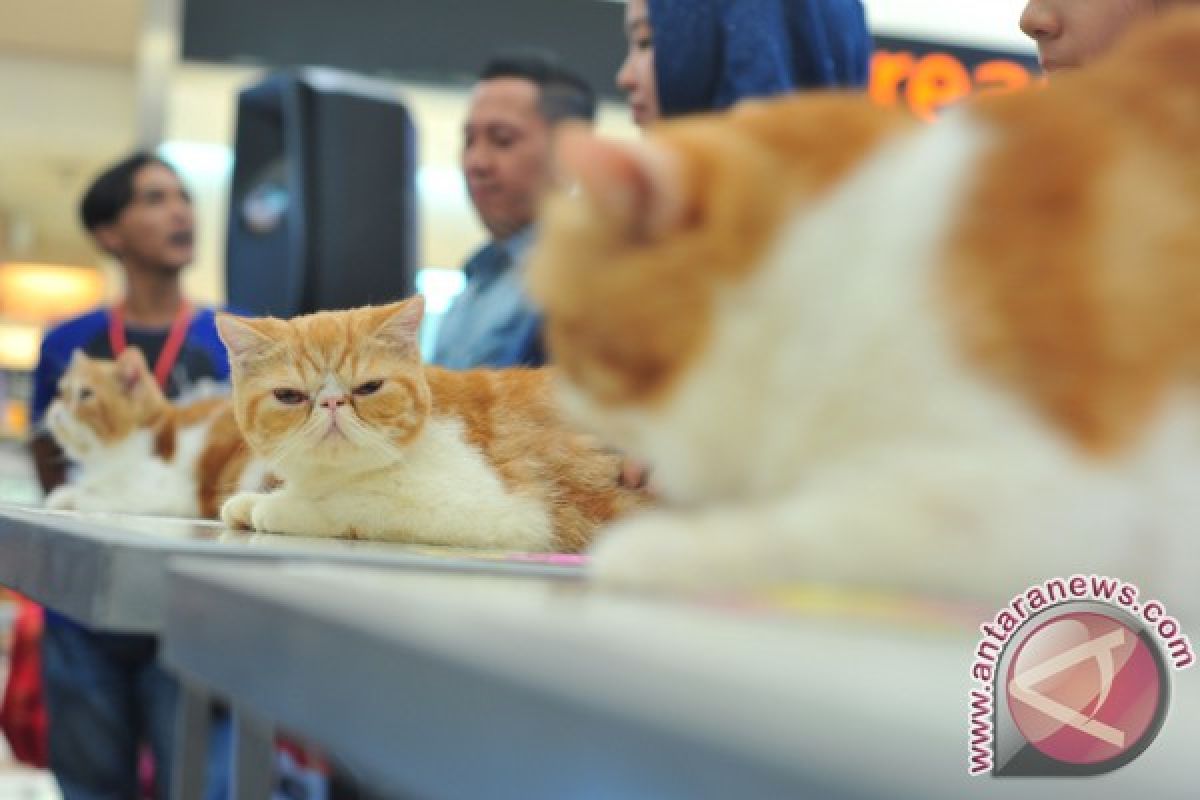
<box><xmin>526</xmin><ymin>11</ymin><xmax>1200</xmax><ymax>610</ymax></box>
<box><xmin>44</xmin><ymin>348</ymin><xmax>269</xmax><ymax>518</ymax></box>
<box><xmin>215</xmin><ymin>297</ymin><xmax>645</xmax><ymax>553</ymax></box>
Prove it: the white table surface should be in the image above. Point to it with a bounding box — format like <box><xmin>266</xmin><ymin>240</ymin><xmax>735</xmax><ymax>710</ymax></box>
<box><xmin>162</xmin><ymin>562</ymin><xmax>1198</xmax><ymax>800</ymax></box>
<box><xmin>0</xmin><ymin>504</ymin><xmax>581</xmax><ymax>633</ymax></box>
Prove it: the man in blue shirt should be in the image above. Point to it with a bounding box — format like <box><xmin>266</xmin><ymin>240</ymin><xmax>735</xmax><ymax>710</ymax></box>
<box><xmin>432</xmin><ymin>54</ymin><xmax>596</xmax><ymax>369</ymax></box>
<box><xmin>28</xmin><ymin>153</ymin><xmax>229</xmax><ymax>800</ymax></box>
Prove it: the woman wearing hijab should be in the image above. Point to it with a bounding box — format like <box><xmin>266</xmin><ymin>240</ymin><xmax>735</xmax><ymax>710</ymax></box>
<box><xmin>611</xmin><ymin>0</ymin><xmax>871</xmax><ymax>489</ymax></box>
<box><xmin>618</xmin><ymin>0</ymin><xmax>872</xmax><ymax>127</ymax></box>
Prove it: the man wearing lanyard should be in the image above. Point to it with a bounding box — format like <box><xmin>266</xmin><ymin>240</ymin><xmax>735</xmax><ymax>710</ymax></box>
<box><xmin>27</xmin><ymin>153</ymin><xmax>230</xmax><ymax>800</ymax></box>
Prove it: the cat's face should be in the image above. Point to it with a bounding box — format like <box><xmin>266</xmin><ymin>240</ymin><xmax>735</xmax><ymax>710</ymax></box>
<box><xmin>47</xmin><ymin>349</ymin><xmax>167</xmax><ymax>460</ymax></box>
<box><xmin>216</xmin><ymin>298</ymin><xmax>429</xmax><ymax>472</ymax></box>
<box><xmin>526</xmin><ymin>95</ymin><xmax>903</xmax><ymax>430</ymax></box>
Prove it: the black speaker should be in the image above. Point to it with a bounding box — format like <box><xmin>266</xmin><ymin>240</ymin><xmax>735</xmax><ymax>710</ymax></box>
<box><xmin>226</xmin><ymin>67</ymin><xmax>418</xmax><ymax>317</ymax></box>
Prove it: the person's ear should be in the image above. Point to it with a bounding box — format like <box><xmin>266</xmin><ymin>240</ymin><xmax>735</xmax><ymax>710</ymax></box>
<box><xmin>92</xmin><ymin>224</ymin><xmax>124</xmax><ymax>257</ymax></box>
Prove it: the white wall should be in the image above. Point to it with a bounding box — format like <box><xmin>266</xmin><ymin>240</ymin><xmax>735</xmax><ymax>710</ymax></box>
<box><xmin>0</xmin><ymin>54</ymin><xmax>137</xmax><ymax>271</ymax></box>
<box><xmin>863</xmin><ymin>0</ymin><xmax>1035</xmax><ymax>53</ymax></box>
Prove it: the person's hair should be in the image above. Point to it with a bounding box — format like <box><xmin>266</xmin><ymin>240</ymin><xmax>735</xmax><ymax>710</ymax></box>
<box><xmin>479</xmin><ymin>52</ymin><xmax>597</xmax><ymax>124</ymax></box>
<box><xmin>80</xmin><ymin>152</ymin><xmax>176</xmax><ymax>232</ymax></box>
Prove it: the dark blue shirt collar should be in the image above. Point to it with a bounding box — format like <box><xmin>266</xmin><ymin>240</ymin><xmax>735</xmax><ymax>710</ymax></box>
<box><xmin>464</xmin><ymin>226</ymin><xmax>536</xmax><ymax>282</ymax></box>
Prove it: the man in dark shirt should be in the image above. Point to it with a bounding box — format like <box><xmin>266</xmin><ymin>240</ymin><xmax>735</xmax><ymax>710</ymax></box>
<box><xmin>28</xmin><ymin>153</ymin><xmax>230</xmax><ymax>800</ymax></box>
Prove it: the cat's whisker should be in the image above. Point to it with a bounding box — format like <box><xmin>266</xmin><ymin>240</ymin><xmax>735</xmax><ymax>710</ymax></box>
<box><xmin>337</xmin><ymin>413</ymin><xmax>406</xmax><ymax>464</ymax></box>
<box><xmin>264</xmin><ymin>422</ymin><xmax>315</xmax><ymax>467</ymax></box>
<box><xmin>271</xmin><ymin>413</ymin><xmax>328</xmax><ymax>465</ymax></box>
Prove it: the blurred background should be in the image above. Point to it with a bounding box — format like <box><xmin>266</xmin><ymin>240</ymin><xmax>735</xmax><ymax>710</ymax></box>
<box><xmin>0</xmin><ymin>2</ymin><xmax>1034</xmax><ymax>793</ymax></box>
<box><xmin>0</xmin><ymin>0</ymin><xmax>1035</xmax><ymax>499</ymax></box>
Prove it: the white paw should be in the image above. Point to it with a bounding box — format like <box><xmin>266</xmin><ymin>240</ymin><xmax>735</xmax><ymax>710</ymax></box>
<box><xmin>220</xmin><ymin>492</ymin><xmax>261</xmax><ymax>531</ymax></box>
<box><xmin>249</xmin><ymin>496</ymin><xmax>289</xmax><ymax>534</ymax></box>
<box><xmin>588</xmin><ymin>508</ymin><xmax>801</xmax><ymax>592</ymax></box>
<box><xmin>588</xmin><ymin>512</ymin><xmax>722</xmax><ymax>591</ymax></box>
<box><xmin>247</xmin><ymin>494</ymin><xmax>335</xmax><ymax>538</ymax></box>
<box><xmin>44</xmin><ymin>486</ymin><xmax>79</xmax><ymax>511</ymax></box>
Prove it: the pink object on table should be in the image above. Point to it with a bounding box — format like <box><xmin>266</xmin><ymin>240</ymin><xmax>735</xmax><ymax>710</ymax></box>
<box><xmin>506</xmin><ymin>552</ymin><xmax>589</xmax><ymax>567</ymax></box>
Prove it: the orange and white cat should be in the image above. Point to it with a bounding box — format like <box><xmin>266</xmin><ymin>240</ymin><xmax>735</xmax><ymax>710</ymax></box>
<box><xmin>215</xmin><ymin>297</ymin><xmax>642</xmax><ymax>552</ymax></box>
<box><xmin>527</xmin><ymin>12</ymin><xmax>1200</xmax><ymax>608</ymax></box>
<box><xmin>45</xmin><ymin>348</ymin><xmax>268</xmax><ymax>518</ymax></box>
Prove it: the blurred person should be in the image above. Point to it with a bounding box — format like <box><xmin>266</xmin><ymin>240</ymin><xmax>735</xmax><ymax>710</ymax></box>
<box><xmin>617</xmin><ymin>0</ymin><xmax>872</xmax><ymax>127</ymax></box>
<box><xmin>26</xmin><ymin>152</ymin><xmax>230</xmax><ymax>800</ymax></box>
<box><xmin>1020</xmin><ymin>0</ymin><xmax>1200</xmax><ymax>72</ymax></box>
<box><xmin>30</xmin><ymin>154</ymin><xmax>230</xmax><ymax>491</ymax></box>
<box><xmin>431</xmin><ymin>53</ymin><xmax>596</xmax><ymax>370</ymax></box>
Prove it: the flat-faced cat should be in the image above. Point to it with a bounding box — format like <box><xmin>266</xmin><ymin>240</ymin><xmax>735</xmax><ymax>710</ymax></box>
<box><xmin>526</xmin><ymin>11</ymin><xmax>1200</xmax><ymax>610</ymax></box>
<box><xmin>44</xmin><ymin>348</ymin><xmax>268</xmax><ymax>518</ymax></box>
<box><xmin>215</xmin><ymin>297</ymin><xmax>644</xmax><ymax>552</ymax></box>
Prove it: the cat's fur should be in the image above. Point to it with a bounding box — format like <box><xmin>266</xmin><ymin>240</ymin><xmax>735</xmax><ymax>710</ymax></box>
<box><xmin>526</xmin><ymin>11</ymin><xmax>1200</xmax><ymax>609</ymax></box>
<box><xmin>215</xmin><ymin>298</ymin><xmax>643</xmax><ymax>552</ymax></box>
<box><xmin>44</xmin><ymin>349</ymin><xmax>268</xmax><ymax>518</ymax></box>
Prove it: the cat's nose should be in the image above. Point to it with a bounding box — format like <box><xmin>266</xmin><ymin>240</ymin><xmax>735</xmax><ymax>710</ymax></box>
<box><xmin>319</xmin><ymin>394</ymin><xmax>348</xmax><ymax>410</ymax></box>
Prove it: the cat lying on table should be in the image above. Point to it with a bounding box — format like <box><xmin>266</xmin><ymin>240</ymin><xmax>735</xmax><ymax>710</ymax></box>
<box><xmin>215</xmin><ymin>297</ymin><xmax>646</xmax><ymax>553</ymax></box>
<box><xmin>44</xmin><ymin>348</ymin><xmax>267</xmax><ymax>518</ymax></box>
<box><xmin>525</xmin><ymin>10</ymin><xmax>1200</xmax><ymax>609</ymax></box>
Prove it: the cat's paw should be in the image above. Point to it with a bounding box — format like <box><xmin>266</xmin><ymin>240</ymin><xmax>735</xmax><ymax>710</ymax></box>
<box><xmin>44</xmin><ymin>486</ymin><xmax>79</xmax><ymax>511</ymax></box>
<box><xmin>220</xmin><ymin>492</ymin><xmax>261</xmax><ymax>531</ymax></box>
<box><xmin>589</xmin><ymin>509</ymin><xmax>792</xmax><ymax>592</ymax></box>
<box><xmin>588</xmin><ymin>513</ymin><xmax>723</xmax><ymax>591</ymax></box>
<box><xmin>247</xmin><ymin>494</ymin><xmax>336</xmax><ymax>538</ymax></box>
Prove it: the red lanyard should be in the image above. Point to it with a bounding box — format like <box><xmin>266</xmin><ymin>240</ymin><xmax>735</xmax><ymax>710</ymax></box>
<box><xmin>108</xmin><ymin>300</ymin><xmax>193</xmax><ymax>390</ymax></box>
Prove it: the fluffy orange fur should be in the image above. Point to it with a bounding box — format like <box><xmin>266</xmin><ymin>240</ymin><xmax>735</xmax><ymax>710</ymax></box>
<box><xmin>530</xmin><ymin>11</ymin><xmax>1200</xmax><ymax>456</ymax></box>
<box><xmin>45</xmin><ymin>349</ymin><xmax>261</xmax><ymax>517</ymax></box>
<box><xmin>521</xmin><ymin>11</ymin><xmax>1200</xmax><ymax>601</ymax></box>
<box><xmin>194</xmin><ymin>406</ymin><xmax>263</xmax><ymax>518</ymax></box>
<box><xmin>49</xmin><ymin>350</ymin><xmax>175</xmax><ymax>450</ymax></box>
<box><xmin>422</xmin><ymin>367</ymin><xmax>641</xmax><ymax>551</ymax></box>
<box><xmin>217</xmin><ymin>298</ymin><xmax>644</xmax><ymax>551</ymax></box>
<box><xmin>944</xmin><ymin>20</ymin><xmax>1200</xmax><ymax>454</ymax></box>
<box><xmin>530</xmin><ymin>96</ymin><xmax>910</xmax><ymax>408</ymax></box>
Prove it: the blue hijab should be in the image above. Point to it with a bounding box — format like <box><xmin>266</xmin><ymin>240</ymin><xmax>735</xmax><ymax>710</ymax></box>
<box><xmin>648</xmin><ymin>0</ymin><xmax>872</xmax><ymax>117</ymax></box>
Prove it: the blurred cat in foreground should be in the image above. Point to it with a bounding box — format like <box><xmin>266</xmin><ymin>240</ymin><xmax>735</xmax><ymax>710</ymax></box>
<box><xmin>528</xmin><ymin>11</ymin><xmax>1200</xmax><ymax>609</ymax></box>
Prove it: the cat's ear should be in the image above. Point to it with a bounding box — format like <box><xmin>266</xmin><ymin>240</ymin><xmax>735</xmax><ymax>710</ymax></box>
<box><xmin>116</xmin><ymin>347</ymin><xmax>167</xmax><ymax>417</ymax></box>
<box><xmin>370</xmin><ymin>296</ymin><xmax>425</xmax><ymax>353</ymax></box>
<box><xmin>216</xmin><ymin>314</ymin><xmax>277</xmax><ymax>365</ymax></box>
<box><xmin>68</xmin><ymin>349</ymin><xmax>90</xmax><ymax>369</ymax></box>
<box><xmin>115</xmin><ymin>347</ymin><xmax>152</xmax><ymax>393</ymax></box>
<box><xmin>555</xmin><ymin>125</ymin><xmax>683</xmax><ymax>240</ymax></box>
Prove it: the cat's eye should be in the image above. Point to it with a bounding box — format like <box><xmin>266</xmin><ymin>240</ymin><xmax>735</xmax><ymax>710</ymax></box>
<box><xmin>79</xmin><ymin>388</ymin><xmax>94</xmax><ymax>401</ymax></box>
<box><xmin>273</xmin><ymin>389</ymin><xmax>309</xmax><ymax>405</ymax></box>
<box><xmin>353</xmin><ymin>380</ymin><xmax>384</xmax><ymax>397</ymax></box>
